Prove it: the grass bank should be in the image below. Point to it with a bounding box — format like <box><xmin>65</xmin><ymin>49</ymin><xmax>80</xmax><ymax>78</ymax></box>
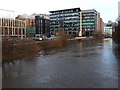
<box><xmin>2</xmin><ymin>40</ymin><xmax>41</xmax><ymax>62</ymax></box>
<box><xmin>39</xmin><ymin>36</ymin><xmax>69</xmax><ymax>50</ymax></box>
<box><xmin>2</xmin><ymin>36</ymin><xmax>69</xmax><ymax>62</ymax></box>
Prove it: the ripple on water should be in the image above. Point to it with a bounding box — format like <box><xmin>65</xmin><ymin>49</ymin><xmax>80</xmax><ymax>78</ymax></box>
<box><xmin>74</xmin><ymin>55</ymin><xmax>87</xmax><ymax>58</ymax></box>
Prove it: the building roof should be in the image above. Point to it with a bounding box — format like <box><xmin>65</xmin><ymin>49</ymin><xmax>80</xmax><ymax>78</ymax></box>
<box><xmin>49</xmin><ymin>8</ymin><xmax>81</xmax><ymax>13</ymax></box>
<box><xmin>16</xmin><ymin>13</ymin><xmax>50</xmax><ymax>20</ymax></box>
<box><xmin>81</xmin><ymin>9</ymin><xmax>99</xmax><ymax>13</ymax></box>
<box><xmin>104</xmin><ymin>21</ymin><xmax>117</xmax><ymax>27</ymax></box>
<box><xmin>16</xmin><ymin>14</ymin><xmax>35</xmax><ymax>19</ymax></box>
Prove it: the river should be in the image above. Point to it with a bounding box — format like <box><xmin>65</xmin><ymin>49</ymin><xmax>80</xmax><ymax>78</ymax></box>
<box><xmin>2</xmin><ymin>38</ymin><xmax>119</xmax><ymax>88</ymax></box>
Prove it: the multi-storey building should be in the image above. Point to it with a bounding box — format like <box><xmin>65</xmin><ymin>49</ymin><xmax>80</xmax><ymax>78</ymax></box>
<box><xmin>16</xmin><ymin>14</ymin><xmax>35</xmax><ymax>37</ymax></box>
<box><xmin>50</xmin><ymin>8</ymin><xmax>81</xmax><ymax>37</ymax></box>
<box><xmin>16</xmin><ymin>14</ymin><xmax>50</xmax><ymax>37</ymax></box>
<box><xmin>81</xmin><ymin>9</ymin><xmax>101</xmax><ymax>36</ymax></box>
<box><xmin>0</xmin><ymin>18</ymin><xmax>26</xmax><ymax>37</ymax></box>
<box><xmin>112</xmin><ymin>1</ymin><xmax>120</xmax><ymax>43</ymax></box>
<box><xmin>100</xmin><ymin>18</ymin><xmax>104</xmax><ymax>34</ymax></box>
<box><xmin>104</xmin><ymin>27</ymin><xmax>112</xmax><ymax>37</ymax></box>
<box><xmin>118</xmin><ymin>1</ymin><xmax>120</xmax><ymax>18</ymax></box>
<box><xmin>49</xmin><ymin>8</ymin><xmax>103</xmax><ymax>37</ymax></box>
<box><xmin>104</xmin><ymin>21</ymin><xmax>117</xmax><ymax>37</ymax></box>
<box><xmin>35</xmin><ymin>15</ymin><xmax>50</xmax><ymax>37</ymax></box>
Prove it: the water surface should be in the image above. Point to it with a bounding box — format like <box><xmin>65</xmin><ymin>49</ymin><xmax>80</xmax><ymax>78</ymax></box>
<box><xmin>3</xmin><ymin>38</ymin><xmax>118</xmax><ymax>88</ymax></box>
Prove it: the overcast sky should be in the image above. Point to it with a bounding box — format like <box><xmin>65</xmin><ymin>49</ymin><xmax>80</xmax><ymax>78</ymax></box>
<box><xmin>0</xmin><ymin>0</ymin><xmax>120</xmax><ymax>23</ymax></box>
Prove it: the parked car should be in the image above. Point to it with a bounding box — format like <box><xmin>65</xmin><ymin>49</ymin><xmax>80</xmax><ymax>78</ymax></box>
<box><xmin>43</xmin><ymin>37</ymin><xmax>55</xmax><ymax>40</ymax></box>
<box><xmin>45</xmin><ymin>38</ymin><xmax>53</xmax><ymax>40</ymax></box>
<box><xmin>32</xmin><ymin>37</ymin><xmax>36</xmax><ymax>40</ymax></box>
<box><xmin>36</xmin><ymin>37</ymin><xmax>43</xmax><ymax>41</ymax></box>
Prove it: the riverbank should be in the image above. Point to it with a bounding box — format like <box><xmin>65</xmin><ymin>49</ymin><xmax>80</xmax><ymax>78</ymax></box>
<box><xmin>2</xmin><ymin>37</ymin><xmax>103</xmax><ymax>62</ymax></box>
<box><xmin>2</xmin><ymin>36</ymin><xmax>68</xmax><ymax>62</ymax></box>
<box><xmin>113</xmin><ymin>21</ymin><xmax>120</xmax><ymax>44</ymax></box>
<box><xmin>2</xmin><ymin>40</ymin><xmax>41</xmax><ymax>62</ymax></box>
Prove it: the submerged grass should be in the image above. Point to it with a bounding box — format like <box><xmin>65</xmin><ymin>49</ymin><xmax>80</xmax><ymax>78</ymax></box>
<box><xmin>2</xmin><ymin>40</ymin><xmax>41</xmax><ymax>62</ymax></box>
<box><xmin>2</xmin><ymin>36</ymin><xmax>69</xmax><ymax>62</ymax></box>
<box><xmin>39</xmin><ymin>36</ymin><xmax>69</xmax><ymax>50</ymax></box>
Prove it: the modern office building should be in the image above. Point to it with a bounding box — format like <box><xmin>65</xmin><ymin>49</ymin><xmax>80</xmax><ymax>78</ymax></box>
<box><xmin>16</xmin><ymin>14</ymin><xmax>50</xmax><ymax>37</ymax></box>
<box><xmin>81</xmin><ymin>9</ymin><xmax>101</xmax><ymax>36</ymax></box>
<box><xmin>16</xmin><ymin>14</ymin><xmax>36</xmax><ymax>37</ymax></box>
<box><xmin>118</xmin><ymin>1</ymin><xmax>120</xmax><ymax>21</ymax></box>
<box><xmin>104</xmin><ymin>27</ymin><xmax>112</xmax><ymax>37</ymax></box>
<box><xmin>104</xmin><ymin>21</ymin><xmax>117</xmax><ymax>37</ymax></box>
<box><xmin>0</xmin><ymin>18</ymin><xmax>26</xmax><ymax>37</ymax></box>
<box><xmin>50</xmin><ymin>8</ymin><xmax>81</xmax><ymax>37</ymax></box>
<box><xmin>118</xmin><ymin>1</ymin><xmax>120</xmax><ymax>17</ymax></box>
<box><xmin>100</xmin><ymin>18</ymin><xmax>104</xmax><ymax>34</ymax></box>
<box><xmin>50</xmin><ymin>8</ymin><xmax>103</xmax><ymax>37</ymax></box>
<box><xmin>35</xmin><ymin>15</ymin><xmax>50</xmax><ymax>37</ymax></box>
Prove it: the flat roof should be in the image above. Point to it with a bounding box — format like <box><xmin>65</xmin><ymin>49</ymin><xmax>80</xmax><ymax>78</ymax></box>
<box><xmin>49</xmin><ymin>8</ymin><xmax>81</xmax><ymax>13</ymax></box>
<box><xmin>81</xmin><ymin>9</ymin><xmax>98</xmax><ymax>13</ymax></box>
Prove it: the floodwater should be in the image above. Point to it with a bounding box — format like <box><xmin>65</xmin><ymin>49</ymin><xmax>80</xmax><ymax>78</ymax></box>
<box><xmin>2</xmin><ymin>38</ymin><xmax>119</xmax><ymax>88</ymax></box>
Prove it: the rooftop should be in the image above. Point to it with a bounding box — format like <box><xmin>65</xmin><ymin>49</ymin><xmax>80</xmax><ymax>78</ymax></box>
<box><xmin>49</xmin><ymin>8</ymin><xmax>81</xmax><ymax>13</ymax></box>
<box><xmin>16</xmin><ymin>13</ymin><xmax>50</xmax><ymax>19</ymax></box>
<box><xmin>81</xmin><ymin>9</ymin><xmax>99</xmax><ymax>13</ymax></box>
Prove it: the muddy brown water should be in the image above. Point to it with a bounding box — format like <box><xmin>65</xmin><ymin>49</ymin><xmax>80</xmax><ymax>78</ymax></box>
<box><xmin>2</xmin><ymin>38</ymin><xmax>119</xmax><ymax>88</ymax></box>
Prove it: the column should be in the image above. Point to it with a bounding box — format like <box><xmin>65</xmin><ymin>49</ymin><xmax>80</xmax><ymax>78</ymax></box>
<box><xmin>0</xmin><ymin>18</ymin><xmax>1</xmax><ymax>37</ymax></box>
<box><xmin>17</xmin><ymin>28</ymin><xmax>18</xmax><ymax>38</ymax></box>
<box><xmin>18</xmin><ymin>20</ymin><xmax>19</xmax><ymax>37</ymax></box>
<box><xmin>12</xmin><ymin>19</ymin><xmax>13</xmax><ymax>36</ymax></box>
<box><xmin>14</xmin><ymin>20</ymin><xmax>15</xmax><ymax>36</ymax></box>
<box><xmin>24</xmin><ymin>21</ymin><xmax>26</xmax><ymax>37</ymax></box>
<box><xmin>8</xmin><ymin>19</ymin><xmax>9</xmax><ymax>37</ymax></box>
<box><xmin>21</xmin><ymin>21</ymin><xmax>23</xmax><ymax>38</ymax></box>
<box><xmin>0</xmin><ymin>18</ymin><xmax>1</xmax><ymax>27</ymax></box>
<box><xmin>3</xmin><ymin>18</ymin><xmax>5</xmax><ymax>37</ymax></box>
<box><xmin>79</xmin><ymin>12</ymin><xmax>82</xmax><ymax>37</ymax></box>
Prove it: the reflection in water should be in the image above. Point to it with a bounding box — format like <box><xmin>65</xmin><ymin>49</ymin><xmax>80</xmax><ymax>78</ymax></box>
<box><xmin>112</xmin><ymin>43</ymin><xmax>120</xmax><ymax>60</ymax></box>
<box><xmin>112</xmin><ymin>40</ymin><xmax>120</xmax><ymax>88</ymax></box>
<box><xmin>3</xmin><ymin>38</ymin><xmax>118</xmax><ymax>88</ymax></box>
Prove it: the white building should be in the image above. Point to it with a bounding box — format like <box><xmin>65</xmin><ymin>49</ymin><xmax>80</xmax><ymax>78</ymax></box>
<box><xmin>118</xmin><ymin>1</ymin><xmax>120</xmax><ymax>18</ymax></box>
<box><xmin>104</xmin><ymin>27</ymin><xmax>112</xmax><ymax>37</ymax></box>
<box><xmin>0</xmin><ymin>18</ymin><xmax>26</xmax><ymax>38</ymax></box>
<box><xmin>104</xmin><ymin>20</ymin><xmax>117</xmax><ymax>37</ymax></box>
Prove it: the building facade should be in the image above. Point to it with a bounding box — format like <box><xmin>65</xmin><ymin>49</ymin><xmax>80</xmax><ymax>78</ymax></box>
<box><xmin>16</xmin><ymin>14</ymin><xmax>35</xmax><ymax>37</ymax></box>
<box><xmin>16</xmin><ymin>14</ymin><xmax>50</xmax><ymax>38</ymax></box>
<box><xmin>50</xmin><ymin>8</ymin><xmax>81</xmax><ymax>37</ymax></box>
<box><xmin>104</xmin><ymin>27</ymin><xmax>112</xmax><ymax>37</ymax></box>
<box><xmin>81</xmin><ymin>9</ymin><xmax>101</xmax><ymax>36</ymax></box>
<box><xmin>118</xmin><ymin>1</ymin><xmax>120</xmax><ymax>18</ymax></box>
<box><xmin>118</xmin><ymin>1</ymin><xmax>120</xmax><ymax>21</ymax></box>
<box><xmin>49</xmin><ymin>8</ymin><xmax>103</xmax><ymax>37</ymax></box>
<box><xmin>104</xmin><ymin>21</ymin><xmax>116</xmax><ymax>37</ymax></box>
<box><xmin>35</xmin><ymin>15</ymin><xmax>50</xmax><ymax>37</ymax></box>
<box><xmin>0</xmin><ymin>18</ymin><xmax>26</xmax><ymax>37</ymax></box>
<box><xmin>100</xmin><ymin>18</ymin><xmax>104</xmax><ymax>34</ymax></box>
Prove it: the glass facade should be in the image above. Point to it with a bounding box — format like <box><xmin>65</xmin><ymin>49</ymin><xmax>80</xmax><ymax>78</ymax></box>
<box><xmin>82</xmin><ymin>12</ymin><xmax>97</xmax><ymax>36</ymax></box>
<box><xmin>35</xmin><ymin>16</ymin><xmax>50</xmax><ymax>37</ymax></box>
<box><xmin>50</xmin><ymin>9</ymin><xmax>101</xmax><ymax>37</ymax></box>
<box><xmin>50</xmin><ymin>8</ymin><xmax>81</xmax><ymax>37</ymax></box>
